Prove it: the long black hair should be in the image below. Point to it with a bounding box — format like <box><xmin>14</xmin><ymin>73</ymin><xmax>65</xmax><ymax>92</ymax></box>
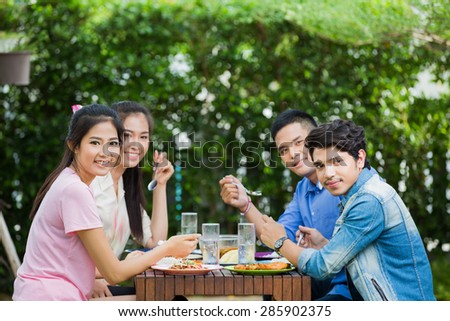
<box><xmin>30</xmin><ymin>104</ymin><xmax>123</xmax><ymax>220</ymax></box>
<box><xmin>111</xmin><ymin>101</ymin><xmax>154</xmax><ymax>242</ymax></box>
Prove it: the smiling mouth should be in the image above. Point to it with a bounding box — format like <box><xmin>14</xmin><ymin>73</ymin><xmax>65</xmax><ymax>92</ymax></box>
<box><xmin>286</xmin><ymin>157</ymin><xmax>304</xmax><ymax>168</ymax></box>
<box><xmin>325</xmin><ymin>179</ymin><xmax>342</xmax><ymax>187</ymax></box>
<box><xmin>95</xmin><ymin>160</ymin><xmax>111</xmax><ymax>167</ymax></box>
<box><xmin>125</xmin><ymin>151</ymin><xmax>140</xmax><ymax>157</ymax></box>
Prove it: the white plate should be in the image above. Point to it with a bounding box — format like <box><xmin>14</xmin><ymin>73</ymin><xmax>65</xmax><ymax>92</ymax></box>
<box><xmin>151</xmin><ymin>264</ymin><xmax>222</xmax><ymax>275</ymax></box>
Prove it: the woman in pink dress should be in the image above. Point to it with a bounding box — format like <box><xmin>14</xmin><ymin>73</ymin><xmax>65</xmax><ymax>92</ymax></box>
<box><xmin>13</xmin><ymin>104</ymin><xmax>199</xmax><ymax>301</ymax></box>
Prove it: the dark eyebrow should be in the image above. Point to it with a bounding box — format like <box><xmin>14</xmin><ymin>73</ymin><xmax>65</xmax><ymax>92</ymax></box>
<box><xmin>124</xmin><ymin>129</ymin><xmax>149</xmax><ymax>135</ymax></box>
<box><xmin>89</xmin><ymin>136</ymin><xmax>118</xmax><ymax>141</ymax></box>
<box><xmin>313</xmin><ymin>161</ymin><xmax>323</xmax><ymax>167</ymax></box>
<box><xmin>277</xmin><ymin>135</ymin><xmax>302</xmax><ymax>152</ymax></box>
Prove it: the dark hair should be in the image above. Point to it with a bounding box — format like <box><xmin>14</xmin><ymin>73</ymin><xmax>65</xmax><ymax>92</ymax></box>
<box><xmin>111</xmin><ymin>101</ymin><xmax>154</xmax><ymax>242</ymax></box>
<box><xmin>271</xmin><ymin>109</ymin><xmax>318</xmax><ymax>140</ymax></box>
<box><xmin>30</xmin><ymin>104</ymin><xmax>123</xmax><ymax>220</ymax></box>
<box><xmin>305</xmin><ymin>119</ymin><xmax>370</xmax><ymax>169</ymax></box>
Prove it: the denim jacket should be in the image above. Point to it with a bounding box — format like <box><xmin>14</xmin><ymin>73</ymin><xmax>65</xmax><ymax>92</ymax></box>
<box><xmin>298</xmin><ymin>169</ymin><xmax>435</xmax><ymax>300</ymax></box>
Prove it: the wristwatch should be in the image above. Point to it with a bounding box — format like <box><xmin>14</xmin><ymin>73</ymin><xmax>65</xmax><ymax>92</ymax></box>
<box><xmin>274</xmin><ymin>236</ymin><xmax>288</xmax><ymax>256</ymax></box>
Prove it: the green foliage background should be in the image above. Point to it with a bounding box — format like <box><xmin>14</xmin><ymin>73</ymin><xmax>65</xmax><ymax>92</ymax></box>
<box><xmin>1</xmin><ymin>0</ymin><xmax>449</xmax><ymax>299</ymax></box>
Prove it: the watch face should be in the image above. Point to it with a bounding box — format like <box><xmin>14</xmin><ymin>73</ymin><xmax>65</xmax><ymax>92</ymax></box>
<box><xmin>275</xmin><ymin>237</ymin><xmax>287</xmax><ymax>251</ymax></box>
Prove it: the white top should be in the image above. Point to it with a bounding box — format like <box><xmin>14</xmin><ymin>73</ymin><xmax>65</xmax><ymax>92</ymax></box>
<box><xmin>90</xmin><ymin>172</ymin><xmax>152</xmax><ymax>257</ymax></box>
<box><xmin>13</xmin><ymin>167</ymin><xmax>102</xmax><ymax>300</ymax></box>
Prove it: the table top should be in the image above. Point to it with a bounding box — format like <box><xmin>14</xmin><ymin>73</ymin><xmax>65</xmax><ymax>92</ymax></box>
<box><xmin>135</xmin><ymin>267</ymin><xmax>311</xmax><ymax>301</ymax></box>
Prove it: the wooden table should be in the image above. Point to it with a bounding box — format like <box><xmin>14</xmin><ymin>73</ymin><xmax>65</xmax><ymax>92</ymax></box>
<box><xmin>135</xmin><ymin>268</ymin><xmax>311</xmax><ymax>301</ymax></box>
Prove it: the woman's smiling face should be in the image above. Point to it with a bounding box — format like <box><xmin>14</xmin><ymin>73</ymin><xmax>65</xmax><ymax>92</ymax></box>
<box><xmin>121</xmin><ymin>113</ymin><xmax>150</xmax><ymax>168</ymax></box>
<box><xmin>73</xmin><ymin>120</ymin><xmax>120</xmax><ymax>184</ymax></box>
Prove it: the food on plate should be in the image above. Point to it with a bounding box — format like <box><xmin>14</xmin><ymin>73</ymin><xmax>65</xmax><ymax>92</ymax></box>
<box><xmin>234</xmin><ymin>262</ymin><xmax>291</xmax><ymax>271</ymax></box>
<box><xmin>220</xmin><ymin>246</ymin><xmax>238</xmax><ymax>257</ymax></box>
<box><xmin>169</xmin><ymin>259</ymin><xmax>206</xmax><ymax>270</ymax></box>
<box><xmin>219</xmin><ymin>249</ymin><xmax>238</xmax><ymax>264</ymax></box>
<box><xmin>156</xmin><ymin>257</ymin><xmax>181</xmax><ymax>266</ymax></box>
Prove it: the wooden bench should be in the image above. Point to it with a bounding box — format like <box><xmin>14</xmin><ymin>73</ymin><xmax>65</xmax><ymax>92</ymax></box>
<box><xmin>135</xmin><ymin>268</ymin><xmax>311</xmax><ymax>301</ymax></box>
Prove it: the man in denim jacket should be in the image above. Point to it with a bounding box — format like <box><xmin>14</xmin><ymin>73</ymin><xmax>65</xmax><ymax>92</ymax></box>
<box><xmin>261</xmin><ymin>119</ymin><xmax>435</xmax><ymax>300</ymax></box>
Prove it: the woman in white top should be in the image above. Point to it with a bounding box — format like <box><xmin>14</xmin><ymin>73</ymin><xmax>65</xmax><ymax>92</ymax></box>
<box><xmin>90</xmin><ymin>101</ymin><xmax>174</xmax><ymax>298</ymax></box>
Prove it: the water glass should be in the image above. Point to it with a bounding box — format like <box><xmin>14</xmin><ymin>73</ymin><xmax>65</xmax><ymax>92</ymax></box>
<box><xmin>238</xmin><ymin>223</ymin><xmax>255</xmax><ymax>264</ymax></box>
<box><xmin>181</xmin><ymin>212</ymin><xmax>197</xmax><ymax>235</ymax></box>
<box><xmin>201</xmin><ymin>223</ymin><xmax>220</xmax><ymax>265</ymax></box>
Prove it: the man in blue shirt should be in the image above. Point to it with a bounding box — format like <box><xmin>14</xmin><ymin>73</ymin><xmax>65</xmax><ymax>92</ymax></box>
<box><xmin>219</xmin><ymin>110</ymin><xmax>351</xmax><ymax>300</ymax></box>
<box><xmin>259</xmin><ymin>119</ymin><xmax>435</xmax><ymax>300</ymax></box>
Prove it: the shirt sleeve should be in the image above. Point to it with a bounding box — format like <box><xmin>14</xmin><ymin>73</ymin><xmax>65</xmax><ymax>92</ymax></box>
<box><xmin>298</xmin><ymin>193</ymin><xmax>385</xmax><ymax>279</ymax></box>
<box><xmin>277</xmin><ymin>182</ymin><xmax>305</xmax><ymax>242</ymax></box>
<box><xmin>60</xmin><ymin>182</ymin><xmax>103</xmax><ymax>235</ymax></box>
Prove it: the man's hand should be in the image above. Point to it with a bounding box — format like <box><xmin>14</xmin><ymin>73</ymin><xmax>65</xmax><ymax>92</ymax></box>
<box><xmin>297</xmin><ymin>226</ymin><xmax>329</xmax><ymax>250</ymax></box>
<box><xmin>260</xmin><ymin>215</ymin><xmax>288</xmax><ymax>249</ymax></box>
<box><xmin>219</xmin><ymin>175</ymin><xmax>248</xmax><ymax>212</ymax></box>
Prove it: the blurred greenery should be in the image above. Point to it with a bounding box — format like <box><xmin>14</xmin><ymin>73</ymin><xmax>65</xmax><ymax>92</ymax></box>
<box><xmin>1</xmin><ymin>0</ymin><xmax>449</xmax><ymax>300</ymax></box>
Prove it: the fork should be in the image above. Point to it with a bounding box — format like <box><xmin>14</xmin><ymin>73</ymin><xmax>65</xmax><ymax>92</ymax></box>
<box><xmin>230</xmin><ymin>182</ymin><xmax>262</xmax><ymax>196</ymax></box>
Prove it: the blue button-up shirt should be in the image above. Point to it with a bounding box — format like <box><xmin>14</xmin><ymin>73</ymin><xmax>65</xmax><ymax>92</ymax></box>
<box><xmin>278</xmin><ymin>178</ymin><xmax>351</xmax><ymax>299</ymax></box>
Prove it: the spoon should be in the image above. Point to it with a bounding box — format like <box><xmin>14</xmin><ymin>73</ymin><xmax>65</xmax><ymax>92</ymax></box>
<box><xmin>147</xmin><ymin>162</ymin><xmax>160</xmax><ymax>191</ymax></box>
<box><xmin>230</xmin><ymin>182</ymin><xmax>262</xmax><ymax>196</ymax></box>
<box><xmin>296</xmin><ymin>232</ymin><xmax>305</xmax><ymax>247</ymax></box>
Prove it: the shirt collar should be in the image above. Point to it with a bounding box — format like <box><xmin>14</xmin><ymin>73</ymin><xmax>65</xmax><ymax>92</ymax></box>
<box><xmin>304</xmin><ymin>178</ymin><xmax>323</xmax><ymax>195</ymax></box>
<box><xmin>341</xmin><ymin>168</ymin><xmax>373</xmax><ymax>207</ymax></box>
<box><xmin>95</xmin><ymin>172</ymin><xmax>114</xmax><ymax>190</ymax></box>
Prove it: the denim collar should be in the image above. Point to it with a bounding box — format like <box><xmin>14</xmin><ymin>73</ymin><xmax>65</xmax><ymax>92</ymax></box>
<box><xmin>340</xmin><ymin>168</ymin><xmax>373</xmax><ymax>208</ymax></box>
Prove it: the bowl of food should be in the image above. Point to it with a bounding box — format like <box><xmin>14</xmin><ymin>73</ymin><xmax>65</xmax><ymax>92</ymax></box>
<box><xmin>219</xmin><ymin>234</ymin><xmax>238</xmax><ymax>264</ymax></box>
<box><xmin>219</xmin><ymin>234</ymin><xmax>237</xmax><ymax>255</ymax></box>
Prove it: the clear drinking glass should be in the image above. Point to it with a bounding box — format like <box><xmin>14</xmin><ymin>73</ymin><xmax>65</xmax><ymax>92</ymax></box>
<box><xmin>181</xmin><ymin>212</ymin><xmax>197</xmax><ymax>235</ymax></box>
<box><xmin>201</xmin><ymin>223</ymin><xmax>220</xmax><ymax>265</ymax></box>
<box><xmin>238</xmin><ymin>223</ymin><xmax>256</xmax><ymax>264</ymax></box>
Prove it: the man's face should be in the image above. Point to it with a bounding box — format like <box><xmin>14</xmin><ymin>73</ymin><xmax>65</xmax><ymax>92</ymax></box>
<box><xmin>275</xmin><ymin>122</ymin><xmax>315</xmax><ymax>178</ymax></box>
<box><xmin>311</xmin><ymin>147</ymin><xmax>365</xmax><ymax>196</ymax></box>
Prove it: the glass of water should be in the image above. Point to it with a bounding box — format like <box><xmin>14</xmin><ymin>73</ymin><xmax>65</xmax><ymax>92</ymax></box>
<box><xmin>238</xmin><ymin>223</ymin><xmax>255</xmax><ymax>264</ymax></box>
<box><xmin>201</xmin><ymin>223</ymin><xmax>220</xmax><ymax>265</ymax></box>
<box><xmin>181</xmin><ymin>212</ymin><xmax>197</xmax><ymax>235</ymax></box>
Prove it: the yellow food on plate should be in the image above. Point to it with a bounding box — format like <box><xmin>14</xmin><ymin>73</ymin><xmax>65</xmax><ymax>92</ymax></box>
<box><xmin>220</xmin><ymin>246</ymin><xmax>238</xmax><ymax>257</ymax></box>
<box><xmin>219</xmin><ymin>249</ymin><xmax>238</xmax><ymax>264</ymax></box>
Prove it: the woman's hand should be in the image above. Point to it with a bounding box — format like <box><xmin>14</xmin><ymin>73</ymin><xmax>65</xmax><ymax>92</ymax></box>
<box><xmin>163</xmin><ymin>234</ymin><xmax>200</xmax><ymax>257</ymax></box>
<box><xmin>91</xmin><ymin>279</ymin><xmax>112</xmax><ymax>298</ymax></box>
<box><xmin>297</xmin><ymin>226</ymin><xmax>329</xmax><ymax>250</ymax></box>
<box><xmin>124</xmin><ymin>250</ymin><xmax>145</xmax><ymax>260</ymax></box>
<box><xmin>153</xmin><ymin>150</ymin><xmax>174</xmax><ymax>186</ymax></box>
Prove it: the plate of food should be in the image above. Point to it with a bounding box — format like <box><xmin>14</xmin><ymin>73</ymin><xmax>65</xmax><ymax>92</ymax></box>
<box><xmin>151</xmin><ymin>259</ymin><xmax>222</xmax><ymax>275</ymax></box>
<box><xmin>224</xmin><ymin>262</ymin><xmax>294</xmax><ymax>275</ymax></box>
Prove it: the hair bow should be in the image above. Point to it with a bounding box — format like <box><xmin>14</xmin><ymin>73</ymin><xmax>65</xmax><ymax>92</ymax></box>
<box><xmin>71</xmin><ymin>104</ymin><xmax>83</xmax><ymax>113</ymax></box>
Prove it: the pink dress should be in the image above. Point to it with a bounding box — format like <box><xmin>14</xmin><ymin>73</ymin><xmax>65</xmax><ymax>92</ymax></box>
<box><xmin>13</xmin><ymin>167</ymin><xmax>103</xmax><ymax>300</ymax></box>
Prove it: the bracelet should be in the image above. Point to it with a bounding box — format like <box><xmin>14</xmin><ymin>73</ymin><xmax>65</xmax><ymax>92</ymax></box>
<box><xmin>240</xmin><ymin>196</ymin><xmax>252</xmax><ymax>215</ymax></box>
